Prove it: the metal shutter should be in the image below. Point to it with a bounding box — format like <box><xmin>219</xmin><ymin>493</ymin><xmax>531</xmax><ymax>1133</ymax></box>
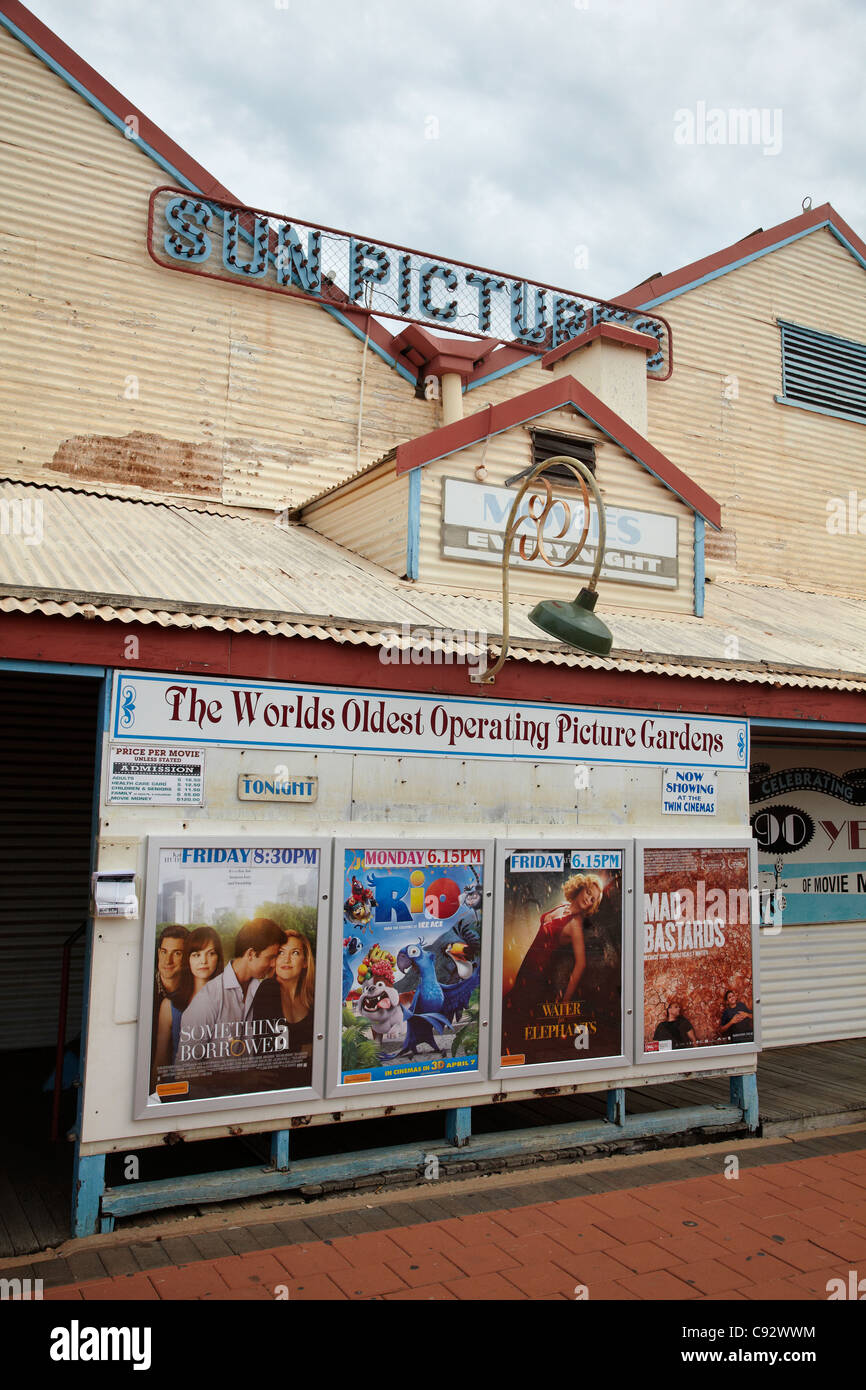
<box><xmin>780</xmin><ymin>319</ymin><xmax>866</xmax><ymax>421</ymax></box>
<box><xmin>0</xmin><ymin>671</ymin><xmax>100</xmax><ymax>1051</ymax></box>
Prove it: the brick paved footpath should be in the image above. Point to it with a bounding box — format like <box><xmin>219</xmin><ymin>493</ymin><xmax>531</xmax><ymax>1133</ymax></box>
<box><xmin>22</xmin><ymin>1127</ymin><xmax>866</xmax><ymax>1301</ymax></box>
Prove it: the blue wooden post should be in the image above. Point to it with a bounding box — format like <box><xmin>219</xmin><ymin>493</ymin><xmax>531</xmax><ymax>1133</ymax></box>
<box><xmin>730</xmin><ymin>1073</ymin><xmax>760</xmax><ymax>1131</ymax></box>
<box><xmin>605</xmin><ymin>1087</ymin><xmax>626</xmax><ymax>1126</ymax></box>
<box><xmin>270</xmin><ymin>1129</ymin><xmax>290</xmax><ymax>1170</ymax></box>
<box><xmin>445</xmin><ymin>1107</ymin><xmax>471</xmax><ymax>1147</ymax></box>
<box><xmin>72</xmin><ymin>1148</ymin><xmax>106</xmax><ymax>1238</ymax></box>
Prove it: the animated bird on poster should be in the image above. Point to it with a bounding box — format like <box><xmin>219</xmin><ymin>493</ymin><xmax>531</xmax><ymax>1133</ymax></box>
<box><xmin>340</xmin><ymin>850</ymin><xmax>483</xmax><ymax>1083</ymax></box>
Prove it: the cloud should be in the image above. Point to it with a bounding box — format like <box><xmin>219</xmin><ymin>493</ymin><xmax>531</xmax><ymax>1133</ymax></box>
<box><xmin>21</xmin><ymin>0</ymin><xmax>866</xmax><ymax>298</ymax></box>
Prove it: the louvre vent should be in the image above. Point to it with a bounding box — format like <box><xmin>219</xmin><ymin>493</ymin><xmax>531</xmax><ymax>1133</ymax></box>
<box><xmin>507</xmin><ymin>429</ymin><xmax>596</xmax><ymax>488</ymax></box>
<box><xmin>780</xmin><ymin>320</ymin><xmax>866</xmax><ymax>422</ymax></box>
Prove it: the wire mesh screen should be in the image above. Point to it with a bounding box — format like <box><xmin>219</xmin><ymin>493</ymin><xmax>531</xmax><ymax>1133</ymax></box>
<box><xmin>148</xmin><ymin>187</ymin><xmax>670</xmax><ymax>376</ymax></box>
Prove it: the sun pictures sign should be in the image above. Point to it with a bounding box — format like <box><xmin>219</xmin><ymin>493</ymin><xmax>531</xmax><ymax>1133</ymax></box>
<box><xmin>146</xmin><ymin>185</ymin><xmax>671</xmax><ymax>369</ymax></box>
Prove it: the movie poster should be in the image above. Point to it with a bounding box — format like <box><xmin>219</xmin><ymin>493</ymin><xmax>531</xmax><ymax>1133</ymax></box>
<box><xmin>642</xmin><ymin>845</ymin><xmax>755</xmax><ymax>1055</ymax></box>
<box><xmin>499</xmin><ymin>848</ymin><xmax>624</xmax><ymax>1068</ymax></box>
<box><xmin>338</xmin><ymin>846</ymin><xmax>485</xmax><ymax>1086</ymax></box>
<box><xmin>142</xmin><ymin>842</ymin><xmax>325</xmax><ymax>1110</ymax></box>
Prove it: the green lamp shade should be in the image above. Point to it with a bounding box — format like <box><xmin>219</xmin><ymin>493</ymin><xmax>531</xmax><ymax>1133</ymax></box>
<box><xmin>528</xmin><ymin>586</ymin><xmax>613</xmax><ymax>656</ymax></box>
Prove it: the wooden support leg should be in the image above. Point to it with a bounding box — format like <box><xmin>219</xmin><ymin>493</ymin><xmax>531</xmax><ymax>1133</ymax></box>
<box><xmin>606</xmin><ymin>1087</ymin><xmax>626</xmax><ymax>1126</ymax></box>
<box><xmin>270</xmin><ymin>1130</ymin><xmax>290</xmax><ymax>1171</ymax></box>
<box><xmin>72</xmin><ymin>1148</ymin><xmax>106</xmax><ymax>1238</ymax></box>
<box><xmin>730</xmin><ymin>1073</ymin><xmax>760</xmax><ymax>1132</ymax></box>
<box><xmin>444</xmin><ymin>1107</ymin><xmax>471</xmax><ymax>1148</ymax></box>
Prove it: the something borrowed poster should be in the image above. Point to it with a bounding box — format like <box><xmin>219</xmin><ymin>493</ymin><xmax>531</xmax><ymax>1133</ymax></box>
<box><xmin>137</xmin><ymin>841</ymin><xmax>328</xmax><ymax>1115</ymax></box>
<box><xmin>499</xmin><ymin>848</ymin><xmax>625</xmax><ymax>1070</ymax></box>
<box><xmin>641</xmin><ymin>844</ymin><xmax>756</xmax><ymax>1056</ymax></box>
<box><xmin>337</xmin><ymin>846</ymin><xmax>487</xmax><ymax>1087</ymax></box>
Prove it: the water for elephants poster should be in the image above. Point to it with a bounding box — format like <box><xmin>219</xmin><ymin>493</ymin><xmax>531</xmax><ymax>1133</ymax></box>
<box><xmin>339</xmin><ymin>846</ymin><xmax>485</xmax><ymax>1084</ymax></box>
<box><xmin>140</xmin><ymin>843</ymin><xmax>325</xmax><ymax>1113</ymax></box>
<box><xmin>500</xmin><ymin>849</ymin><xmax>624</xmax><ymax>1067</ymax></box>
<box><xmin>642</xmin><ymin>845</ymin><xmax>755</xmax><ymax>1055</ymax></box>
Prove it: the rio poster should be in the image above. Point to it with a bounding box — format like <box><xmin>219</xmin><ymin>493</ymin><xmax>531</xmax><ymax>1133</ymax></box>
<box><xmin>500</xmin><ymin>848</ymin><xmax>624</xmax><ymax>1067</ymax></box>
<box><xmin>145</xmin><ymin>844</ymin><xmax>322</xmax><ymax>1108</ymax></box>
<box><xmin>642</xmin><ymin>845</ymin><xmax>755</xmax><ymax>1054</ymax></box>
<box><xmin>340</xmin><ymin>846</ymin><xmax>485</xmax><ymax>1084</ymax></box>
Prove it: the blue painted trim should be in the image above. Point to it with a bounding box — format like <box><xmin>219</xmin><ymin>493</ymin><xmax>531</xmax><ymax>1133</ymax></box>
<box><xmin>464</xmin><ymin>354</ymin><xmax>540</xmax><ymax>392</ymax></box>
<box><xmin>729</xmin><ymin>1073</ymin><xmax>759</xmax><ymax>1131</ymax></box>
<box><xmin>406</xmin><ymin>468</ymin><xmax>421</xmax><ymax>579</ymax></box>
<box><xmin>98</xmin><ymin>1099</ymin><xmax>748</xmax><ymax>1219</ymax></box>
<box><xmin>321</xmin><ymin>307</ymin><xmax>417</xmax><ymax>384</ymax></box>
<box><xmin>270</xmin><ymin>1130</ymin><xmax>291</xmax><ymax>1171</ymax></box>
<box><xmin>635</xmin><ymin>220</ymin><xmax>866</xmax><ymax>312</ymax></box>
<box><xmin>693</xmin><ymin>514</ymin><xmax>706</xmax><ymax>616</ymax></box>
<box><xmin>605</xmin><ymin>1087</ymin><xmax>626</xmax><ymax>1126</ymax></box>
<box><xmin>750</xmin><ymin>717</ymin><xmax>866</xmax><ymax>732</ymax></box>
<box><xmin>72</xmin><ymin>1152</ymin><xmax>106</xmax><ymax>1238</ymax></box>
<box><xmin>445</xmin><ymin>1107</ymin><xmax>472</xmax><ymax>1147</ymax></box>
<box><xmin>0</xmin><ymin>14</ymin><xmax>198</xmax><ymax>192</ymax></box>
<box><xmin>774</xmin><ymin>394</ymin><xmax>866</xmax><ymax>428</ymax></box>
<box><xmin>70</xmin><ymin>674</ymin><xmax>111</xmax><ymax>1237</ymax></box>
<box><xmin>0</xmin><ymin>659</ymin><xmax>105</xmax><ymax>678</ymax></box>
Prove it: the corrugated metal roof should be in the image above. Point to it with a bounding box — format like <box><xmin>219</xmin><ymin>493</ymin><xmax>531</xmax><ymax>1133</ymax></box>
<box><xmin>2</xmin><ymin>478</ymin><xmax>865</xmax><ymax>689</ymax></box>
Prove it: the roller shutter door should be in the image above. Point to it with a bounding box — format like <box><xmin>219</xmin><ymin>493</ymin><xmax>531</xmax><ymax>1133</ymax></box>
<box><xmin>0</xmin><ymin>670</ymin><xmax>100</xmax><ymax>1051</ymax></box>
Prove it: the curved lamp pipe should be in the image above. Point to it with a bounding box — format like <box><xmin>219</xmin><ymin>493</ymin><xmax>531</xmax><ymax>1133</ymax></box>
<box><xmin>471</xmin><ymin>454</ymin><xmax>610</xmax><ymax>684</ymax></box>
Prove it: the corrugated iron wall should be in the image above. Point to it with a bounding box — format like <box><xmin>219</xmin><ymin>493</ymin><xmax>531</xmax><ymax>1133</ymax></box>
<box><xmin>0</xmin><ymin>671</ymin><xmax>99</xmax><ymax>1051</ymax></box>
<box><xmin>0</xmin><ymin>25</ymin><xmax>438</xmax><ymax>512</ymax></box>
<box><xmin>644</xmin><ymin>228</ymin><xmax>866</xmax><ymax>597</ymax></box>
<box><xmin>302</xmin><ymin>461</ymin><xmax>410</xmax><ymax>577</ymax></box>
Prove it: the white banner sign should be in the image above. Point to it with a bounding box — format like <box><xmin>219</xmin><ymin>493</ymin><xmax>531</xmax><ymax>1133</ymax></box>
<box><xmin>111</xmin><ymin>673</ymin><xmax>748</xmax><ymax>771</ymax></box>
<box><xmin>441</xmin><ymin>478</ymin><xmax>679</xmax><ymax>588</ymax></box>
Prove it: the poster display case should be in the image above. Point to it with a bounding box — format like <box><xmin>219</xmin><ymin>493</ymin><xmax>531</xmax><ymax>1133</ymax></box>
<box><xmin>327</xmin><ymin>839</ymin><xmax>493</xmax><ymax>1098</ymax></box>
<box><xmin>490</xmin><ymin>840</ymin><xmax>633</xmax><ymax>1080</ymax></box>
<box><xmin>635</xmin><ymin>837</ymin><xmax>760</xmax><ymax>1063</ymax></box>
<box><xmin>134</xmin><ymin>837</ymin><xmax>332</xmax><ymax>1118</ymax></box>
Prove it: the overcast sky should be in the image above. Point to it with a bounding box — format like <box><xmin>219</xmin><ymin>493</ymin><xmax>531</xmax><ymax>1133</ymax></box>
<box><xmin>24</xmin><ymin>0</ymin><xmax>866</xmax><ymax>300</ymax></box>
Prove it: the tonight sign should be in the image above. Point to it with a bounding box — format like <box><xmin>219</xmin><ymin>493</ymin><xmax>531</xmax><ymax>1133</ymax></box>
<box><xmin>146</xmin><ymin>185</ymin><xmax>670</xmax><ymax>370</ymax></box>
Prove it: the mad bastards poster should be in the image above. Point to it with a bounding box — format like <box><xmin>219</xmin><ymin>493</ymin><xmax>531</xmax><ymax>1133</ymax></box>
<box><xmin>499</xmin><ymin>848</ymin><xmax>625</xmax><ymax>1069</ymax></box>
<box><xmin>137</xmin><ymin>840</ymin><xmax>328</xmax><ymax>1115</ymax></box>
<box><xmin>641</xmin><ymin>844</ymin><xmax>756</xmax><ymax>1057</ymax></box>
<box><xmin>337</xmin><ymin>845</ymin><xmax>488</xmax><ymax>1088</ymax></box>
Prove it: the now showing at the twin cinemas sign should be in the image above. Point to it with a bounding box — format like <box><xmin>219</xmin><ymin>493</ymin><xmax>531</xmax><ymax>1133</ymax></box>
<box><xmin>442</xmin><ymin>478</ymin><xmax>679</xmax><ymax>588</ymax></box>
<box><xmin>111</xmin><ymin>673</ymin><xmax>747</xmax><ymax>770</ymax></box>
<box><xmin>146</xmin><ymin>185</ymin><xmax>669</xmax><ymax>371</ymax></box>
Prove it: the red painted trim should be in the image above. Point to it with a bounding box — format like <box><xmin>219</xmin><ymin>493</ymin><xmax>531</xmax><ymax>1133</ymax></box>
<box><xmin>393</xmin><ymin>374</ymin><xmax>722</xmax><ymax>528</ymax></box>
<box><xmin>616</xmin><ymin>203</ymin><xmax>866</xmax><ymax>308</ymax></box>
<box><xmin>2</xmin><ymin>612</ymin><xmax>863</xmax><ymax>726</ymax></box>
<box><xmin>541</xmin><ymin>323</ymin><xmax>660</xmax><ymax>370</ymax></box>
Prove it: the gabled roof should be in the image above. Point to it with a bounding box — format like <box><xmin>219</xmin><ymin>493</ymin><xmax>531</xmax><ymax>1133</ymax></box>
<box><xmin>393</xmin><ymin>374</ymin><xmax>722</xmax><ymax>528</ymax></box>
<box><xmin>616</xmin><ymin>202</ymin><xmax>866</xmax><ymax>310</ymax></box>
<box><xmin>0</xmin><ymin>0</ymin><xmax>420</xmax><ymax>383</ymax></box>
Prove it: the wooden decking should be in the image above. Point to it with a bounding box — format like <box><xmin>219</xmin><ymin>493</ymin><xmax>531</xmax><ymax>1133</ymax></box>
<box><xmin>2</xmin><ymin>1038</ymin><xmax>865</xmax><ymax>1258</ymax></box>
